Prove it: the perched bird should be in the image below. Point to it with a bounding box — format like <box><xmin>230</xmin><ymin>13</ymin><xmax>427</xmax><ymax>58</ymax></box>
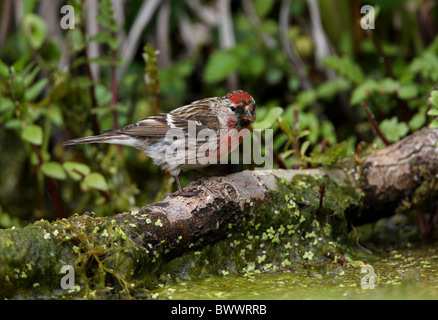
<box><xmin>63</xmin><ymin>90</ymin><xmax>256</xmax><ymax>195</ymax></box>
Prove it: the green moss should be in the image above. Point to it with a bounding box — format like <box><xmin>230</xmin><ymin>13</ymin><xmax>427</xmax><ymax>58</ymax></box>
<box><xmin>0</xmin><ymin>213</ymin><xmax>157</xmax><ymax>299</ymax></box>
<box><xmin>0</xmin><ymin>174</ymin><xmax>365</xmax><ymax>299</ymax></box>
<box><xmin>153</xmin><ymin>247</ymin><xmax>438</xmax><ymax>300</ymax></box>
<box><xmin>158</xmin><ymin>175</ymin><xmax>362</xmax><ymax>285</ymax></box>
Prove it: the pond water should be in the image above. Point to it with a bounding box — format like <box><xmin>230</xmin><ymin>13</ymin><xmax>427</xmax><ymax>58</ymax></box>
<box><xmin>152</xmin><ymin>247</ymin><xmax>438</xmax><ymax>300</ymax></box>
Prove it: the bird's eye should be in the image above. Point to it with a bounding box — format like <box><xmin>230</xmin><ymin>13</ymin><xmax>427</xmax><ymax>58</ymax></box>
<box><xmin>230</xmin><ymin>106</ymin><xmax>236</xmax><ymax>112</ymax></box>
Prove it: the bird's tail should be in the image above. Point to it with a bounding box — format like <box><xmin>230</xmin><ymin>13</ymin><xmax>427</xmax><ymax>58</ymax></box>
<box><xmin>63</xmin><ymin>133</ymin><xmax>130</xmax><ymax>146</ymax></box>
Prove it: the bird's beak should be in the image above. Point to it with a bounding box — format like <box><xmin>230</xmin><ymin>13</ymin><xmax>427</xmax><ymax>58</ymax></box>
<box><xmin>244</xmin><ymin>105</ymin><xmax>255</xmax><ymax>123</ymax></box>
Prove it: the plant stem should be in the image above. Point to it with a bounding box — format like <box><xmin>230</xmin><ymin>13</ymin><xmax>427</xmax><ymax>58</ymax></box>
<box><xmin>317</xmin><ymin>181</ymin><xmax>326</xmax><ymax>222</ymax></box>
<box><xmin>32</xmin><ymin>145</ymin><xmax>65</xmax><ymax>219</ymax></box>
<box><xmin>360</xmin><ymin>102</ymin><xmax>391</xmax><ymax>146</ymax></box>
<box><xmin>111</xmin><ymin>51</ymin><xmax>119</xmax><ymax>129</ymax></box>
<box><xmin>79</xmin><ymin>21</ymin><xmax>101</xmax><ymax>136</ymax></box>
<box><xmin>111</xmin><ymin>49</ymin><xmax>122</xmax><ymax>154</ymax></box>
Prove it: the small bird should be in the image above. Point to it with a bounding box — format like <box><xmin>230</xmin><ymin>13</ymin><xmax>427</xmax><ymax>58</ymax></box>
<box><xmin>64</xmin><ymin>90</ymin><xmax>256</xmax><ymax>195</ymax></box>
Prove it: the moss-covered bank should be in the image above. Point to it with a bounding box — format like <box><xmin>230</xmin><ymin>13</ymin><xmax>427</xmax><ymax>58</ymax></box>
<box><xmin>0</xmin><ymin>172</ymin><xmax>364</xmax><ymax>299</ymax></box>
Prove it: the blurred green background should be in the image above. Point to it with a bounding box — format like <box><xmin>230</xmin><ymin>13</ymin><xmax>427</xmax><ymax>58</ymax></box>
<box><xmin>0</xmin><ymin>0</ymin><xmax>437</xmax><ymax>226</ymax></box>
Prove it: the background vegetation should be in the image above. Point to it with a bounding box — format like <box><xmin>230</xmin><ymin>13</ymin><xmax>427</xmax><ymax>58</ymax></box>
<box><xmin>0</xmin><ymin>0</ymin><xmax>437</xmax><ymax>234</ymax></box>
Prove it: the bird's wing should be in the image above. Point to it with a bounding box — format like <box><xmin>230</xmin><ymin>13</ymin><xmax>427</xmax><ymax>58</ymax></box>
<box><xmin>104</xmin><ymin>102</ymin><xmax>220</xmax><ymax>137</ymax></box>
<box><xmin>102</xmin><ymin>114</ymin><xmax>173</xmax><ymax>137</ymax></box>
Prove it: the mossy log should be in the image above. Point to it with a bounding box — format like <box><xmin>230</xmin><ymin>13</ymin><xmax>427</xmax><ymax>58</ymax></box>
<box><xmin>1</xmin><ymin>127</ymin><xmax>437</xmax><ymax>299</ymax></box>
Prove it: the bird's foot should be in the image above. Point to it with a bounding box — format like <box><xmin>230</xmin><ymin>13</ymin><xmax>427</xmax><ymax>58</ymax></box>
<box><xmin>161</xmin><ymin>188</ymin><xmax>200</xmax><ymax>200</ymax></box>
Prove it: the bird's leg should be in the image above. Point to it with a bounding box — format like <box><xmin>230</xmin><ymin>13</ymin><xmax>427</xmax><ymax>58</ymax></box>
<box><xmin>174</xmin><ymin>175</ymin><xmax>200</xmax><ymax>196</ymax></box>
<box><xmin>175</xmin><ymin>175</ymin><xmax>184</xmax><ymax>193</ymax></box>
<box><xmin>161</xmin><ymin>175</ymin><xmax>200</xmax><ymax>199</ymax></box>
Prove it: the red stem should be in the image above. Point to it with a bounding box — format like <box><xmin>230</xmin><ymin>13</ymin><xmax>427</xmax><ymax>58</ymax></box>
<box><xmin>32</xmin><ymin>145</ymin><xmax>65</xmax><ymax>219</ymax></box>
<box><xmin>111</xmin><ymin>49</ymin><xmax>122</xmax><ymax>154</ymax></box>
<box><xmin>360</xmin><ymin>102</ymin><xmax>391</xmax><ymax>146</ymax></box>
<box><xmin>111</xmin><ymin>50</ymin><xmax>119</xmax><ymax>129</ymax></box>
<box><xmin>317</xmin><ymin>182</ymin><xmax>326</xmax><ymax>222</ymax></box>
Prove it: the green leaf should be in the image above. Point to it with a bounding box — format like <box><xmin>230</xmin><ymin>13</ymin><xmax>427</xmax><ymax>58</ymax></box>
<box><xmin>90</xmin><ymin>31</ymin><xmax>112</xmax><ymax>43</ymax></box>
<box><xmin>428</xmin><ymin>90</ymin><xmax>438</xmax><ymax>108</ymax></box>
<box><xmin>96</xmin><ymin>0</ymin><xmax>118</xmax><ymax>32</ymax></box>
<box><xmin>25</xmin><ymin>78</ymin><xmax>48</xmax><ymax>100</ymax></box>
<box><xmin>430</xmin><ymin>120</ymin><xmax>438</xmax><ymax>129</ymax></box>
<box><xmin>22</xmin><ymin>124</ymin><xmax>43</xmax><ymax>145</ymax></box>
<box><xmin>309</xmin><ymin>142</ymin><xmax>349</xmax><ymax>166</ymax></box>
<box><xmin>23</xmin><ymin>13</ymin><xmax>47</xmax><ymax>49</ymax></box>
<box><xmin>22</xmin><ymin>64</ymin><xmax>40</xmax><ymax>86</ymax></box>
<box><xmin>427</xmin><ymin>109</ymin><xmax>438</xmax><ymax>116</ymax></box>
<box><xmin>300</xmin><ymin>141</ymin><xmax>310</xmax><ymax>156</ymax></box>
<box><xmin>12</xmin><ymin>57</ymin><xmax>27</xmax><ymax>72</ymax></box>
<box><xmin>350</xmin><ymin>79</ymin><xmax>378</xmax><ymax>105</ymax></box>
<box><xmin>378</xmin><ymin>78</ymin><xmax>400</xmax><ymax>94</ymax></box>
<box><xmin>70</xmin><ymin>29</ymin><xmax>87</xmax><ymax>52</ymax></box>
<box><xmin>397</xmin><ymin>84</ymin><xmax>418</xmax><ymax>100</ymax></box>
<box><xmin>254</xmin><ymin>0</ymin><xmax>275</xmax><ymax>17</ymax></box>
<box><xmin>30</xmin><ymin>149</ymin><xmax>50</xmax><ymax>166</ymax></box>
<box><xmin>4</xmin><ymin>119</ymin><xmax>21</xmax><ymax>130</ymax></box>
<box><xmin>41</xmin><ymin>162</ymin><xmax>67</xmax><ymax>180</ymax></box>
<box><xmin>0</xmin><ymin>59</ymin><xmax>9</xmax><ymax>77</ymax></box>
<box><xmin>108</xmin><ymin>37</ymin><xmax>118</xmax><ymax>50</ymax></box>
<box><xmin>379</xmin><ymin>117</ymin><xmax>409</xmax><ymax>143</ymax></box>
<box><xmin>321</xmin><ymin>121</ymin><xmax>337</xmax><ymax>144</ymax></box>
<box><xmin>316</xmin><ymin>77</ymin><xmax>351</xmax><ymax>100</ymax></box>
<box><xmin>296</xmin><ymin>90</ymin><xmax>318</xmax><ymax>108</ymax></box>
<box><xmin>296</xmin><ymin>130</ymin><xmax>310</xmax><ymax>140</ymax></box>
<box><xmin>253</xmin><ymin>107</ymin><xmax>283</xmax><ymax>130</ymax></box>
<box><xmin>84</xmin><ymin>172</ymin><xmax>109</xmax><ymax>191</ymax></box>
<box><xmin>243</xmin><ymin>55</ymin><xmax>265</xmax><ymax>77</ymax></box>
<box><xmin>63</xmin><ymin>161</ymin><xmax>91</xmax><ymax>181</ymax></box>
<box><xmin>204</xmin><ymin>50</ymin><xmax>240</xmax><ymax>84</ymax></box>
<box><xmin>410</xmin><ymin>51</ymin><xmax>438</xmax><ymax>82</ymax></box>
<box><xmin>0</xmin><ymin>98</ymin><xmax>14</xmax><ymax>113</ymax></box>
<box><xmin>409</xmin><ymin>108</ymin><xmax>426</xmax><ymax>131</ymax></box>
<box><xmin>323</xmin><ymin>56</ymin><xmax>364</xmax><ymax>84</ymax></box>
<box><xmin>277</xmin><ymin>115</ymin><xmax>293</xmax><ymax>139</ymax></box>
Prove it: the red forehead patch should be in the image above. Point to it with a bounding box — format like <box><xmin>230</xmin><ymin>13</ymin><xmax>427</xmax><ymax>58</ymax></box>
<box><xmin>229</xmin><ymin>91</ymin><xmax>252</xmax><ymax>105</ymax></box>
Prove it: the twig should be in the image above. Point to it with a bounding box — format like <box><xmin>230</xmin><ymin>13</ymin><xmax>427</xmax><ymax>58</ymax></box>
<box><xmin>307</xmin><ymin>0</ymin><xmax>333</xmax><ymax>71</ymax></box>
<box><xmin>279</xmin><ymin>0</ymin><xmax>310</xmax><ymax>90</ymax></box>
<box><xmin>416</xmin><ymin>208</ymin><xmax>428</xmax><ymax>242</ymax></box>
<box><xmin>218</xmin><ymin>0</ymin><xmax>238</xmax><ymax>90</ymax></box>
<box><xmin>32</xmin><ymin>145</ymin><xmax>65</xmax><ymax>219</ymax></box>
<box><xmin>110</xmin><ymin>29</ymin><xmax>122</xmax><ymax>153</ymax></box>
<box><xmin>278</xmin><ymin>0</ymin><xmax>323</xmax><ymax>118</ymax></box>
<box><xmin>241</xmin><ymin>0</ymin><xmax>276</xmax><ymax>48</ymax></box>
<box><xmin>184</xmin><ymin>0</ymin><xmax>217</xmax><ymax>25</ymax></box>
<box><xmin>118</xmin><ymin>0</ymin><xmax>162</xmax><ymax>80</ymax></box>
<box><xmin>293</xmin><ymin>108</ymin><xmax>299</xmax><ymax>139</ymax></box>
<box><xmin>111</xmin><ymin>52</ymin><xmax>119</xmax><ymax>130</ymax></box>
<box><xmin>156</xmin><ymin>0</ymin><xmax>171</xmax><ymax>66</ymax></box>
<box><xmin>360</xmin><ymin>101</ymin><xmax>391</xmax><ymax>146</ymax></box>
<box><xmin>79</xmin><ymin>19</ymin><xmax>101</xmax><ymax>136</ymax></box>
<box><xmin>317</xmin><ymin>181</ymin><xmax>326</xmax><ymax>222</ymax></box>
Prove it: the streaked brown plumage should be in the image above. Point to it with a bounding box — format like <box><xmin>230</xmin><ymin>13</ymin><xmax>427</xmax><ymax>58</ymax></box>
<box><xmin>64</xmin><ymin>90</ymin><xmax>256</xmax><ymax>195</ymax></box>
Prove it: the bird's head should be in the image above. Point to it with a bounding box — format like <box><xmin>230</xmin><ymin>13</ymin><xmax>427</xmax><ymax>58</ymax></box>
<box><xmin>222</xmin><ymin>90</ymin><xmax>256</xmax><ymax>129</ymax></box>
